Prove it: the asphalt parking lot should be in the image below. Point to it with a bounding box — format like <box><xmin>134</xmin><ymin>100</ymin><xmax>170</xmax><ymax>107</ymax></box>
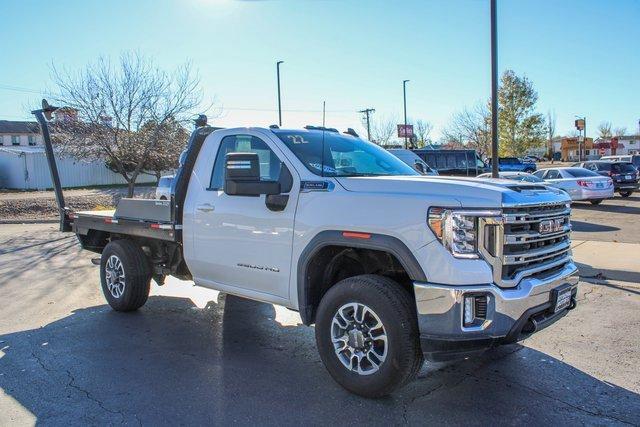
<box><xmin>1</xmin><ymin>219</ymin><xmax>639</xmax><ymax>425</ymax></box>
<box><xmin>569</xmin><ymin>194</ymin><xmax>640</xmax><ymax>243</ymax></box>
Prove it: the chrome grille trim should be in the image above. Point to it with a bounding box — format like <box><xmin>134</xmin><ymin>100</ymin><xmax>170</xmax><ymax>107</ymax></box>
<box><xmin>479</xmin><ymin>201</ymin><xmax>573</xmax><ymax>288</ymax></box>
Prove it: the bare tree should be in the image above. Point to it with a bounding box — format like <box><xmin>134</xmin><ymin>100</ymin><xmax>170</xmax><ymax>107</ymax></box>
<box><xmin>370</xmin><ymin>115</ymin><xmax>397</xmax><ymax>146</ymax></box>
<box><xmin>547</xmin><ymin>110</ymin><xmax>556</xmax><ymax>162</ymax></box>
<box><xmin>597</xmin><ymin>121</ymin><xmax>613</xmax><ymax>139</ymax></box>
<box><xmin>614</xmin><ymin>126</ymin><xmax>627</xmax><ymax>137</ymax></box>
<box><xmin>442</xmin><ymin>103</ymin><xmax>492</xmax><ymax>158</ymax></box>
<box><xmin>52</xmin><ymin>53</ymin><xmax>202</xmax><ymax>197</ymax></box>
<box><xmin>412</xmin><ymin>119</ymin><xmax>433</xmax><ymax>148</ymax></box>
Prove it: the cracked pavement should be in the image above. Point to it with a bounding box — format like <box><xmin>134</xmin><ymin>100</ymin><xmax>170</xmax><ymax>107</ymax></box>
<box><xmin>0</xmin><ymin>223</ymin><xmax>639</xmax><ymax>425</ymax></box>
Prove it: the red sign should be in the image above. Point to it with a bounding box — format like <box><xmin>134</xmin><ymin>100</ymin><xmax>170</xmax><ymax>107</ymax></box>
<box><xmin>397</xmin><ymin>124</ymin><xmax>414</xmax><ymax>138</ymax></box>
<box><xmin>599</xmin><ymin>148</ymin><xmax>605</xmax><ymax>156</ymax></box>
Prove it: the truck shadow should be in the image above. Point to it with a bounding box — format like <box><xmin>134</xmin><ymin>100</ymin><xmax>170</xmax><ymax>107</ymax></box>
<box><xmin>569</xmin><ymin>220</ymin><xmax>619</xmax><ymax>233</ymax></box>
<box><xmin>0</xmin><ymin>295</ymin><xmax>638</xmax><ymax>425</ymax></box>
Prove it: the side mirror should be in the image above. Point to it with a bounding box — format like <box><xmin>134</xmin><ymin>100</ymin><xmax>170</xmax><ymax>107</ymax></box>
<box><xmin>224</xmin><ymin>152</ymin><xmax>280</xmax><ymax>196</ymax></box>
<box><xmin>414</xmin><ymin>161</ymin><xmax>426</xmax><ymax>174</ymax></box>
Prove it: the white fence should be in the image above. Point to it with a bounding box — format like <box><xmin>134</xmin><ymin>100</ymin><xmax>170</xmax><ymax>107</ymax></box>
<box><xmin>0</xmin><ymin>147</ymin><xmax>159</xmax><ymax>190</ymax></box>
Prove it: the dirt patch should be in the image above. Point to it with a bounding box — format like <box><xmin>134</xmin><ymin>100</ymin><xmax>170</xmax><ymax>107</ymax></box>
<box><xmin>0</xmin><ymin>186</ymin><xmax>155</xmax><ymax>222</ymax></box>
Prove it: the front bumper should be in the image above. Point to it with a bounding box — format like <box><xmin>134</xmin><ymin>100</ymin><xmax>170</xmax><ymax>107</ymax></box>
<box><xmin>413</xmin><ymin>262</ymin><xmax>579</xmax><ymax>361</ymax></box>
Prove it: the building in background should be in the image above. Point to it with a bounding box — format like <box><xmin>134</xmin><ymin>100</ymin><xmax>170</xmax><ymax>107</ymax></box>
<box><xmin>0</xmin><ymin>120</ymin><xmax>42</xmax><ymax>147</ymax></box>
<box><xmin>558</xmin><ymin>136</ymin><xmax>595</xmax><ymax>161</ymax></box>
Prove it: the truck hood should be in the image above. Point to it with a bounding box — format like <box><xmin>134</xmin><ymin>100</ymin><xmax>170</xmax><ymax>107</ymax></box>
<box><xmin>335</xmin><ymin>175</ymin><xmax>570</xmax><ymax>207</ymax></box>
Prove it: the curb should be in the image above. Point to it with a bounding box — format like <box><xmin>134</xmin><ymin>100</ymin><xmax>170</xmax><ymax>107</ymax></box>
<box><xmin>0</xmin><ymin>219</ymin><xmax>59</xmax><ymax>225</ymax></box>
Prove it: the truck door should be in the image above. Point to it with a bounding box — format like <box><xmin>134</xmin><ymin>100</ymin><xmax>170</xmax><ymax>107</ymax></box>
<box><xmin>186</xmin><ymin>132</ymin><xmax>298</xmax><ymax>301</ymax></box>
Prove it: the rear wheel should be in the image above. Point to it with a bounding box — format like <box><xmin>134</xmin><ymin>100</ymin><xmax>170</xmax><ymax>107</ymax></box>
<box><xmin>620</xmin><ymin>191</ymin><xmax>632</xmax><ymax>198</ymax></box>
<box><xmin>100</xmin><ymin>240</ymin><xmax>151</xmax><ymax>311</ymax></box>
<box><xmin>590</xmin><ymin>200</ymin><xmax>603</xmax><ymax>205</ymax></box>
<box><xmin>315</xmin><ymin>275</ymin><xmax>423</xmax><ymax>397</ymax></box>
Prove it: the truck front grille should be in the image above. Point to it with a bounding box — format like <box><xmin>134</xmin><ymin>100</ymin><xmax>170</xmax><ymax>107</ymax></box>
<box><xmin>480</xmin><ymin>202</ymin><xmax>572</xmax><ymax>288</ymax></box>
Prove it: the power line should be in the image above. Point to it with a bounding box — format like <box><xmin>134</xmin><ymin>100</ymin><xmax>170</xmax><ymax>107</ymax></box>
<box><xmin>358</xmin><ymin>108</ymin><xmax>375</xmax><ymax>141</ymax></box>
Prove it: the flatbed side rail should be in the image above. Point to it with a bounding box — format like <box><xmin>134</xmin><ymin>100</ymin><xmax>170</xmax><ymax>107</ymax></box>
<box><xmin>72</xmin><ymin>213</ymin><xmax>178</xmax><ymax>242</ymax></box>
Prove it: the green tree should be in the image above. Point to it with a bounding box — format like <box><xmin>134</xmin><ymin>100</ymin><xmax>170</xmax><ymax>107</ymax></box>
<box><xmin>497</xmin><ymin>70</ymin><xmax>546</xmax><ymax>156</ymax></box>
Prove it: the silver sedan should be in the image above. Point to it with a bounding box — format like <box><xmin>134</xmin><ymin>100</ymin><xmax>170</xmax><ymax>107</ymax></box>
<box><xmin>533</xmin><ymin>167</ymin><xmax>613</xmax><ymax>205</ymax></box>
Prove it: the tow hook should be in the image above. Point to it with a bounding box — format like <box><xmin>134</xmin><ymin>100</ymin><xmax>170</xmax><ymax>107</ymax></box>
<box><xmin>568</xmin><ymin>296</ymin><xmax>577</xmax><ymax>310</ymax></box>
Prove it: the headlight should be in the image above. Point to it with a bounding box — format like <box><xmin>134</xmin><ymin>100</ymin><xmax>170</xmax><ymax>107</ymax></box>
<box><xmin>428</xmin><ymin>208</ymin><xmax>501</xmax><ymax>259</ymax></box>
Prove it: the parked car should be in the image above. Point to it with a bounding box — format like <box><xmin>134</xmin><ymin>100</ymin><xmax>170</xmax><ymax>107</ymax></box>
<box><xmin>600</xmin><ymin>154</ymin><xmax>640</xmax><ymax>169</ymax></box>
<box><xmin>155</xmin><ymin>175</ymin><xmax>174</xmax><ymax>200</ymax></box>
<box><xmin>523</xmin><ymin>155</ymin><xmax>542</xmax><ymax>163</ymax></box>
<box><xmin>572</xmin><ymin>161</ymin><xmax>638</xmax><ymax>197</ymax></box>
<box><xmin>413</xmin><ymin>149</ymin><xmax>489</xmax><ymax>176</ymax></box>
<box><xmin>488</xmin><ymin>157</ymin><xmax>537</xmax><ymax>173</ymax></box>
<box><xmin>39</xmin><ymin>121</ymin><xmax>578</xmax><ymax>397</ymax></box>
<box><xmin>533</xmin><ymin>167</ymin><xmax>613</xmax><ymax>204</ymax></box>
<box><xmin>387</xmin><ymin>149</ymin><xmax>438</xmax><ymax>175</ymax></box>
<box><xmin>477</xmin><ymin>171</ymin><xmax>544</xmax><ymax>183</ymax></box>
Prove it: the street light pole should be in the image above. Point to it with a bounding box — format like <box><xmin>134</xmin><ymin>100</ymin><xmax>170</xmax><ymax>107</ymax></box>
<box><xmin>276</xmin><ymin>61</ymin><xmax>284</xmax><ymax>126</ymax></box>
<box><xmin>575</xmin><ymin>115</ymin><xmax>586</xmax><ymax>161</ymax></box>
<box><xmin>403</xmin><ymin>79</ymin><xmax>409</xmax><ymax>149</ymax></box>
<box><xmin>490</xmin><ymin>0</ymin><xmax>499</xmax><ymax>178</ymax></box>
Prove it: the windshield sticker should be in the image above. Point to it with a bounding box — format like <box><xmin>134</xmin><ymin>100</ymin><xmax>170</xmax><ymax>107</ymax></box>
<box><xmin>309</xmin><ymin>163</ymin><xmax>337</xmax><ymax>173</ymax></box>
<box><xmin>287</xmin><ymin>135</ymin><xmax>309</xmax><ymax>145</ymax></box>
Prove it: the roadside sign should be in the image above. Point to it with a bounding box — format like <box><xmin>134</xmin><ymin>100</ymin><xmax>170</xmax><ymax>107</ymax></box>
<box><xmin>575</xmin><ymin>119</ymin><xmax>585</xmax><ymax>131</ymax></box>
<box><xmin>599</xmin><ymin>148</ymin><xmax>605</xmax><ymax>155</ymax></box>
<box><xmin>397</xmin><ymin>124</ymin><xmax>414</xmax><ymax>138</ymax></box>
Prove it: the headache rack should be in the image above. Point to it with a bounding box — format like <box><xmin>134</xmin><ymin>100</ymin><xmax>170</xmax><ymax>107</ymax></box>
<box><xmin>479</xmin><ymin>202</ymin><xmax>572</xmax><ymax>288</ymax></box>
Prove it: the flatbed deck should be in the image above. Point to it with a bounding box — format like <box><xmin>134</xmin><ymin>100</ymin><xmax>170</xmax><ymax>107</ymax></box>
<box><xmin>72</xmin><ymin>200</ymin><xmax>178</xmax><ymax>242</ymax></box>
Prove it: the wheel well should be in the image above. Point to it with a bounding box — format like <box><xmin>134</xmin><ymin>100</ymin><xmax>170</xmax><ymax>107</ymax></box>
<box><xmin>303</xmin><ymin>245</ymin><xmax>414</xmax><ymax>325</ymax></box>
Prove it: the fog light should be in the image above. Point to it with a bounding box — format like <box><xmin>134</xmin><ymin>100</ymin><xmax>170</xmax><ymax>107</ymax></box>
<box><xmin>464</xmin><ymin>296</ymin><xmax>475</xmax><ymax>326</ymax></box>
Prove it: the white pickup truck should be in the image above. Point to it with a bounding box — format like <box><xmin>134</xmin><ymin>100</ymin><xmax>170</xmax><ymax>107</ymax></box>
<box><xmin>39</xmin><ymin>114</ymin><xmax>578</xmax><ymax>397</ymax></box>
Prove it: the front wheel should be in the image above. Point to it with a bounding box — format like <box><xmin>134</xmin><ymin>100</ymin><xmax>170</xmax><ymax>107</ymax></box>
<box><xmin>590</xmin><ymin>200</ymin><xmax>603</xmax><ymax>205</ymax></box>
<box><xmin>100</xmin><ymin>239</ymin><xmax>152</xmax><ymax>311</ymax></box>
<box><xmin>619</xmin><ymin>191</ymin><xmax>632</xmax><ymax>198</ymax></box>
<box><xmin>315</xmin><ymin>275</ymin><xmax>423</xmax><ymax>398</ymax></box>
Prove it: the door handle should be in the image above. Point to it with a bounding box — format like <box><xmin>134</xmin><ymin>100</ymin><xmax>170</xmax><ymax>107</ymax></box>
<box><xmin>196</xmin><ymin>204</ymin><xmax>215</xmax><ymax>212</ymax></box>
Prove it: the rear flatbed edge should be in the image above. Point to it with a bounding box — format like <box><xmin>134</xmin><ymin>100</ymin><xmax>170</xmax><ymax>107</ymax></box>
<box><xmin>72</xmin><ymin>210</ymin><xmax>178</xmax><ymax>242</ymax></box>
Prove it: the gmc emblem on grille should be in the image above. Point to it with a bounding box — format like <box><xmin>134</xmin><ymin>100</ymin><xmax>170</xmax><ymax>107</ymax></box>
<box><xmin>539</xmin><ymin>218</ymin><xmax>564</xmax><ymax>234</ymax></box>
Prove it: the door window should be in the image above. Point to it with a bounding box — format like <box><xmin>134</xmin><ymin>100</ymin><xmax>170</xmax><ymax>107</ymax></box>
<box><xmin>546</xmin><ymin>170</ymin><xmax>561</xmax><ymax>179</ymax></box>
<box><xmin>210</xmin><ymin>135</ymin><xmax>282</xmax><ymax>190</ymax></box>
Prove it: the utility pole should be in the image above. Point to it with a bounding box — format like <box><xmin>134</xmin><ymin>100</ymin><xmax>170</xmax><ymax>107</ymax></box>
<box><xmin>359</xmin><ymin>108</ymin><xmax>375</xmax><ymax>141</ymax></box>
<box><xmin>490</xmin><ymin>0</ymin><xmax>499</xmax><ymax>178</ymax></box>
<box><xmin>403</xmin><ymin>80</ymin><xmax>410</xmax><ymax>149</ymax></box>
<box><xmin>276</xmin><ymin>61</ymin><xmax>284</xmax><ymax>126</ymax></box>
<box><xmin>322</xmin><ymin>101</ymin><xmax>326</xmax><ymax>127</ymax></box>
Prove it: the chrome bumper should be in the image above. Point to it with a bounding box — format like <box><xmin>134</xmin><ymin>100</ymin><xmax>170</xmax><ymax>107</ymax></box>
<box><xmin>413</xmin><ymin>262</ymin><xmax>579</xmax><ymax>360</ymax></box>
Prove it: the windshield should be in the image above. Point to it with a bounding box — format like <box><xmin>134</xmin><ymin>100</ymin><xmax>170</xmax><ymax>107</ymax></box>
<box><xmin>612</xmin><ymin>163</ymin><xmax>636</xmax><ymax>173</ymax></box>
<box><xmin>275</xmin><ymin>131</ymin><xmax>419</xmax><ymax>177</ymax></box>
<box><xmin>565</xmin><ymin>168</ymin><xmax>599</xmax><ymax>178</ymax></box>
<box><xmin>511</xmin><ymin>174</ymin><xmax>543</xmax><ymax>183</ymax></box>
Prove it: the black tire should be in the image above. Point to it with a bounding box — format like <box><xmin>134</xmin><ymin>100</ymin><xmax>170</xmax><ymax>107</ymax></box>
<box><xmin>315</xmin><ymin>274</ymin><xmax>423</xmax><ymax>398</ymax></box>
<box><xmin>100</xmin><ymin>239</ymin><xmax>151</xmax><ymax>312</ymax></box>
<box><xmin>620</xmin><ymin>191</ymin><xmax>632</xmax><ymax>198</ymax></box>
<box><xmin>590</xmin><ymin>200</ymin><xmax>603</xmax><ymax>205</ymax></box>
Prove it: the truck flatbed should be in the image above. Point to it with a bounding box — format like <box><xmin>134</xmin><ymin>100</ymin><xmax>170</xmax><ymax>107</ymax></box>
<box><xmin>72</xmin><ymin>199</ymin><xmax>178</xmax><ymax>243</ymax></box>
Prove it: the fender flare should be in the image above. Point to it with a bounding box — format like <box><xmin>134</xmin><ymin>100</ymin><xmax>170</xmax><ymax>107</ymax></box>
<box><xmin>297</xmin><ymin>230</ymin><xmax>427</xmax><ymax>325</ymax></box>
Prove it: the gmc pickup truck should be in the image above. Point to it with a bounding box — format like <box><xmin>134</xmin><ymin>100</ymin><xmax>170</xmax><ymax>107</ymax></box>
<box><xmin>35</xmin><ymin>101</ymin><xmax>578</xmax><ymax>397</ymax></box>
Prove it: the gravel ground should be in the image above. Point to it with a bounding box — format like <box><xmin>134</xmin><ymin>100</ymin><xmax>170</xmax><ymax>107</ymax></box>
<box><xmin>0</xmin><ymin>186</ymin><xmax>156</xmax><ymax>222</ymax></box>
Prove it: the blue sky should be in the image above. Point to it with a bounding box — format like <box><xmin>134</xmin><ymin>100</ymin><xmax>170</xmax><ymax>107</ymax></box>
<box><xmin>1</xmin><ymin>0</ymin><xmax>639</xmax><ymax>140</ymax></box>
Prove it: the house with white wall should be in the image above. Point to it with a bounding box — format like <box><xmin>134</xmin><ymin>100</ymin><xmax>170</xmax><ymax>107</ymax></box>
<box><xmin>0</xmin><ymin>120</ymin><xmax>43</xmax><ymax>147</ymax></box>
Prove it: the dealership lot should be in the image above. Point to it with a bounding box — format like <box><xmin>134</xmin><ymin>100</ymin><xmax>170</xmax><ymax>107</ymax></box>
<box><xmin>0</xmin><ymin>200</ymin><xmax>639</xmax><ymax>424</ymax></box>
